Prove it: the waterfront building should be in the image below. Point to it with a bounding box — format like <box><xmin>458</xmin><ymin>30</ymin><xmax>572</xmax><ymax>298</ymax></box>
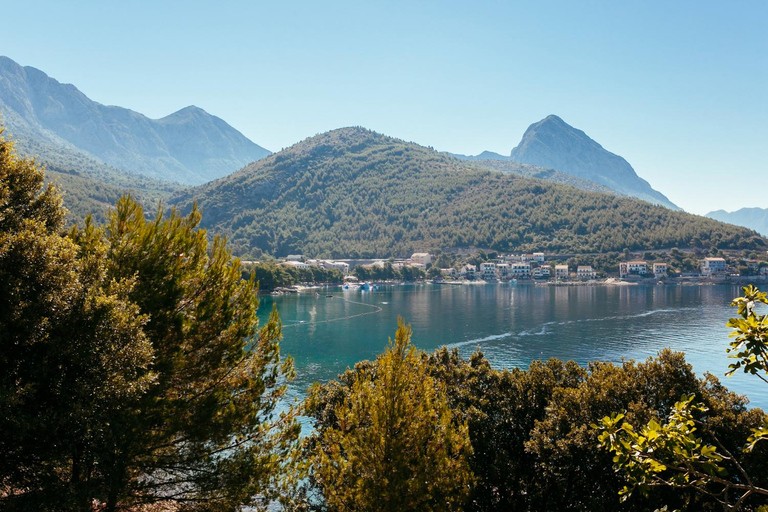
<box><xmin>480</xmin><ymin>262</ymin><xmax>497</xmax><ymax>280</ymax></box>
<box><xmin>496</xmin><ymin>263</ymin><xmax>510</xmax><ymax>279</ymax></box>
<box><xmin>577</xmin><ymin>266</ymin><xmax>597</xmax><ymax>280</ymax></box>
<box><xmin>460</xmin><ymin>264</ymin><xmax>477</xmax><ymax>279</ymax></box>
<box><xmin>701</xmin><ymin>257</ymin><xmax>727</xmax><ymax>276</ymax></box>
<box><xmin>653</xmin><ymin>263</ymin><xmax>668</xmax><ymax>277</ymax></box>
<box><xmin>554</xmin><ymin>265</ymin><xmax>569</xmax><ymax>280</ymax></box>
<box><xmin>440</xmin><ymin>268</ymin><xmax>457</xmax><ymax>277</ymax></box>
<box><xmin>411</xmin><ymin>253</ymin><xmax>432</xmax><ymax>265</ymax></box>
<box><xmin>619</xmin><ymin>261</ymin><xmax>647</xmax><ymax>278</ymax></box>
<box><xmin>510</xmin><ymin>262</ymin><xmax>531</xmax><ymax>279</ymax></box>
<box><xmin>532</xmin><ymin>266</ymin><xmax>551</xmax><ymax>279</ymax></box>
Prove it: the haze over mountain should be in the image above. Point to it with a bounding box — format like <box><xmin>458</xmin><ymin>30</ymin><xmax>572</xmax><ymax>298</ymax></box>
<box><xmin>172</xmin><ymin>127</ymin><xmax>761</xmax><ymax>259</ymax></box>
<box><xmin>0</xmin><ymin>56</ymin><xmax>270</xmax><ymax>184</ymax></box>
<box><xmin>706</xmin><ymin>207</ymin><xmax>768</xmax><ymax>237</ymax></box>
<box><xmin>446</xmin><ymin>150</ymin><xmax>511</xmax><ymax>161</ymax></box>
<box><xmin>509</xmin><ymin>115</ymin><xmax>678</xmax><ymax>210</ymax></box>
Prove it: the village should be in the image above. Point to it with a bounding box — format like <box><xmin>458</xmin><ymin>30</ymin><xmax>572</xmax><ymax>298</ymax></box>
<box><xmin>273</xmin><ymin>251</ymin><xmax>768</xmax><ymax>285</ymax></box>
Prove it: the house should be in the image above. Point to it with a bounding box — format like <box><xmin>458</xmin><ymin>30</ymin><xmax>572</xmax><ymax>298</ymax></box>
<box><xmin>510</xmin><ymin>262</ymin><xmax>531</xmax><ymax>279</ymax></box>
<box><xmin>701</xmin><ymin>257</ymin><xmax>727</xmax><ymax>276</ymax></box>
<box><xmin>286</xmin><ymin>254</ymin><xmax>304</xmax><ymax>262</ymax></box>
<box><xmin>411</xmin><ymin>253</ymin><xmax>432</xmax><ymax>265</ymax></box>
<box><xmin>440</xmin><ymin>268</ymin><xmax>457</xmax><ymax>278</ymax></box>
<box><xmin>577</xmin><ymin>266</ymin><xmax>596</xmax><ymax>280</ymax></box>
<box><xmin>533</xmin><ymin>252</ymin><xmax>546</xmax><ymax>262</ymax></box>
<box><xmin>496</xmin><ymin>263</ymin><xmax>510</xmax><ymax>279</ymax></box>
<box><xmin>653</xmin><ymin>263</ymin><xmax>668</xmax><ymax>277</ymax></box>
<box><xmin>532</xmin><ymin>266</ymin><xmax>551</xmax><ymax>279</ymax></box>
<box><xmin>460</xmin><ymin>264</ymin><xmax>477</xmax><ymax>279</ymax></box>
<box><xmin>619</xmin><ymin>261</ymin><xmax>647</xmax><ymax>278</ymax></box>
<box><xmin>554</xmin><ymin>265</ymin><xmax>569</xmax><ymax>280</ymax></box>
<box><xmin>321</xmin><ymin>260</ymin><xmax>350</xmax><ymax>274</ymax></box>
<box><xmin>480</xmin><ymin>262</ymin><xmax>497</xmax><ymax>281</ymax></box>
<box><xmin>521</xmin><ymin>254</ymin><xmax>535</xmax><ymax>263</ymax></box>
<box><xmin>282</xmin><ymin>260</ymin><xmax>309</xmax><ymax>270</ymax></box>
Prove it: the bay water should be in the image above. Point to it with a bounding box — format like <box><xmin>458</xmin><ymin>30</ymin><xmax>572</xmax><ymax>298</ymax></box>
<box><xmin>259</xmin><ymin>283</ymin><xmax>767</xmax><ymax>409</ymax></box>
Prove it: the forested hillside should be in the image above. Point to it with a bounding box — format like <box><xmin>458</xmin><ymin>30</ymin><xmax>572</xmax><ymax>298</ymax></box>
<box><xmin>172</xmin><ymin>127</ymin><xmax>764</xmax><ymax>258</ymax></box>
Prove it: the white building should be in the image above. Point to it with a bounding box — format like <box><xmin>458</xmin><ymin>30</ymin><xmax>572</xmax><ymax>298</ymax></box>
<box><xmin>480</xmin><ymin>262</ymin><xmax>497</xmax><ymax>281</ymax></box>
<box><xmin>460</xmin><ymin>264</ymin><xmax>477</xmax><ymax>279</ymax></box>
<box><xmin>440</xmin><ymin>268</ymin><xmax>457</xmax><ymax>278</ymax></box>
<box><xmin>554</xmin><ymin>265</ymin><xmax>569</xmax><ymax>280</ymax></box>
<box><xmin>532</xmin><ymin>266</ymin><xmax>551</xmax><ymax>279</ymax></box>
<box><xmin>701</xmin><ymin>257</ymin><xmax>727</xmax><ymax>276</ymax></box>
<box><xmin>283</xmin><ymin>260</ymin><xmax>309</xmax><ymax>270</ymax></box>
<box><xmin>653</xmin><ymin>263</ymin><xmax>668</xmax><ymax>277</ymax></box>
<box><xmin>322</xmin><ymin>260</ymin><xmax>350</xmax><ymax>274</ymax></box>
<box><xmin>286</xmin><ymin>254</ymin><xmax>303</xmax><ymax>262</ymax></box>
<box><xmin>510</xmin><ymin>262</ymin><xmax>531</xmax><ymax>278</ymax></box>
<box><xmin>496</xmin><ymin>263</ymin><xmax>510</xmax><ymax>279</ymax></box>
<box><xmin>620</xmin><ymin>261</ymin><xmax>647</xmax><ymax>278</ymax></box>
<box><xmin>577</xmin><ymin>266</ymin><xmax>597</xmax><ymax>280</ymax></box>
<box><xmin>411</xmin><ymin>253</ymin><xmax>432</xmax><ymax>265</ymax></box>
<box><xmin>533</xmin><ymin>252</ymin><xmax>546</xmax><ymax>262</ymax></box>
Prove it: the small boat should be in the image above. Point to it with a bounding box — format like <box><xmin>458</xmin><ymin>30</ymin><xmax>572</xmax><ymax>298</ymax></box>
<box><xmin>509</xmin><ymin>279</ymin><xmax>517</xmax><ymax>285</ymax></box>
<box><xmin>359</xmin><ymin>282</ymin><xmax>371</xmax><ymax>291</ymax></box>
<box><xmin>326</xmin><ymin>295</ymin><xmax>333</xmax><ymax>298</ymax></box>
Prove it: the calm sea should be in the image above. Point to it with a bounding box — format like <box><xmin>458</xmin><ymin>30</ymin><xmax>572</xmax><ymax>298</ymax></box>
<box><xmin>258</xmin><ymin>283</ymin><xmax>768</xmax><ymax>409</ymax></box>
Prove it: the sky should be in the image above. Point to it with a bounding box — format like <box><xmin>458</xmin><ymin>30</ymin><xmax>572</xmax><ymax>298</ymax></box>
<box><xmin>1</xmin><ymin>0</ymin><xmax>766</xmax><ymax>214</ymax></box>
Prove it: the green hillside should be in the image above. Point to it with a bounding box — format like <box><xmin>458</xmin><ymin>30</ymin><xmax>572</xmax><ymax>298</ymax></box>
<box><xmin>1</xmin><ymin>118</ymin><xmax>183</xmax><ymax>224</ymax></box>
<box><xmin>171</xmin><ymin>127</ymin><xmax>765</xmax><ymax>259</ymax></box>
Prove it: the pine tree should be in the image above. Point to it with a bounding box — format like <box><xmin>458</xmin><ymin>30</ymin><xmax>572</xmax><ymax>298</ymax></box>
<box><xmin>311</xmin><ymin>318</ymin><xmax>474</xmax><ymax>511</ymax></box>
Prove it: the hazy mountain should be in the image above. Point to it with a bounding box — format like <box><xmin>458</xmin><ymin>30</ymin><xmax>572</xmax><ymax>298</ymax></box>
<box><xmin>510</xmin><ymin>115</ymin><xmax>678</xmax><ymax>210</ymax></box>
<box><xmin>171</xmin><ymin>127</ymin><xmax>762</xmax><ymax>258</ymax></box>
<box><xmin>0</xmin><ymin>55</ymin><xmax>270</xmax><ymax>184</ymax></box>
<box><xmin>446</xmin><ymin>150</ymin><xmax>511</xmax><ymax>161</ymax></box>
<box><xmin>468</xmin><ymin>159</ymin><xmax>615</xmax><ymax>195</ymax></box>
<box><xmin>706</xmin><ymin>207</ymin><xmax>768</xmax><ymax>237</ymax></box>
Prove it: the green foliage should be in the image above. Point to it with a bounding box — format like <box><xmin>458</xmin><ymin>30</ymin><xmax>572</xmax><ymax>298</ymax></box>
<box><xmin>0</xmin><ymin>129</ymin><xmax>153</xmax><ymax>510</ymax></box>
<box><xmin>242</xmin><ymin>261</ymin><xmax>344</xmax><ymax>292</ymax></box>
<box><xmin>726</xmin><ymin>285</ymin><xmax>768</xmax><ymax>380</ymax></box>
<box><xmin>172</xmin><ymin>127</ymin><xmax>766</xmax><ymax>258</ymax></box>
<box><xmin>0</xmin><ymin>130</ymin><xmax>302</xmax><ymax>511</ymax></box>
<box><xmin>307</xmin><ymin>333</ymin><xmax>765</xmax><ymax>511</ymax></box>
<box><xmin>595</xmin><ymin>286</ymin><xmax>768</xmax><ymax>510</ymax></box>
<box><xmin>307</xmin><ymin>318</ymin><xmax>474</xmax><ymax>511</ymax></box>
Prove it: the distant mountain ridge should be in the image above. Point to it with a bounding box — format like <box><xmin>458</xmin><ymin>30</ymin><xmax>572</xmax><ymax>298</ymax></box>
<box><xmin>509</xmin><ymin>115</ymin><xmax>678</xmax><ymax>209</ymax></box>
<box><xmin>171</xmin><ymin>127</ymin><xmax>761</xmax><ymax>259</ymax></box>
<box><xmin>0</xmin><ymin>55</ymin><xmax>270</xmax><ymax>184</ymax></box>
<box><xmin>446</xmin><ymin>150</ymin><xmax>511</xmax><ymax>161</ymax></box>
<box><xmin>706</xmin><ymin>207</ymin><xmax>768</xmax><ymax>237</ymax></box>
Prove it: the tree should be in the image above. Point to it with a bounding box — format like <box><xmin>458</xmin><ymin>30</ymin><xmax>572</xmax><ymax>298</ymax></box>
<box><xmin>595</xmin><ymin>285</ymin><xmax>768</xmax><ymax>510</ymax></box>
<box><xmin>0</xmin><ymin>128</ymin><xmax>153</xmax><ymax>510</ymax></box>
<box><xmin>0</xmin><ymin>126</ymin><xmax>302</xmax><ymax>510</ymax></box>
<box><xmin>307</xmin><ymin>319</ymin><xmax>474</xmax><ymax>511</ymax></box>
<box><xmin>90</xmin><ymin>197</ymin><xmax>302</xmax><ymax>511</ymax></box>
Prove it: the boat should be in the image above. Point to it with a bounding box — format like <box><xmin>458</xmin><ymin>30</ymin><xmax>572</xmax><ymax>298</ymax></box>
<box><xmin>359</xmin><ymin>282</ymin><xmax>371</xmax><ymax>291</ymax></box>
<box><xmin>509</xmin><ymin>279</ymin><xmax>517</xmax><ymax>285</ymax></box>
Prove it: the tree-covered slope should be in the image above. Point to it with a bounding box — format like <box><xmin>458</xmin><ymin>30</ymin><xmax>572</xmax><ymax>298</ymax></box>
<box><xmin>172</xmin><ymin>127</ymin><xmax>764</xmax><ymax>258</ymax></box>
<box><xmin>469</xmin><ymin>159</ymin><xmax>616</xmax><ymax>195</ymax></box>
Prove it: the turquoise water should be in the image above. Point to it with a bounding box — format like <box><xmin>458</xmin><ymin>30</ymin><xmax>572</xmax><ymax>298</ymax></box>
<box><xmin>259</xmin><ymin>283</ymin><xmax>768</xmax><ymax>409</ymax></box>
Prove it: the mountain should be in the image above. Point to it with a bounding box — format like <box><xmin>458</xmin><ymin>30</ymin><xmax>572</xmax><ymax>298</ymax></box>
<box><xmin>706</xmin><ymin>207</ymin><xmax>768</xmax><ymax>237</ymax></box>
<box><xmin>0</xmin><ymin>55</ymin><xmax>270</xmax><ymax>184</ymax></box>
<box><xmin>510</xmin><ymin>115</ymin><xmax>678</xmax><ymax>210</ymax></box>
<box><xmin>446</xmin><ymin>150</ymin><xmax>511</xmax><ymax>161</ymax></box>
<box><xmin>468</xmin><ymin>159</ymin><xmax>615</xmax><ymax>195</ymax></box>
<box><xmin>171</xmin><ymin>127</ymin><xmax>762</xmax><ymax>258</ymax></box>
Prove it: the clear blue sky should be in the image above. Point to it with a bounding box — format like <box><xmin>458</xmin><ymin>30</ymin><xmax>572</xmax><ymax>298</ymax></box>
<box><xmin>1</xmin><ymin>1</ymin><xmax>766</xmax><ymax>214</ymax></box>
